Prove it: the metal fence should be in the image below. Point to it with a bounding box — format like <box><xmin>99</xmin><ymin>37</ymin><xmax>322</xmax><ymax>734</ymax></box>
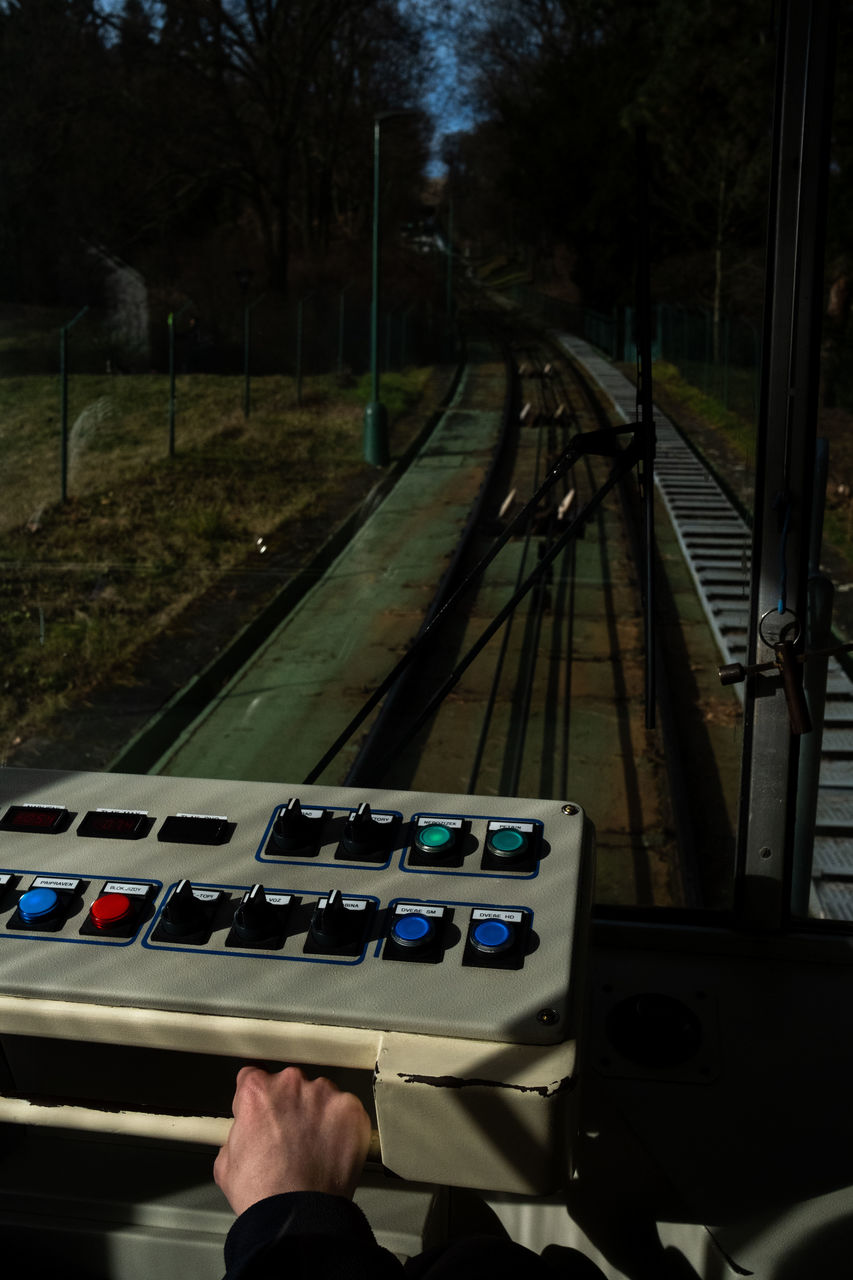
<box><xmin>512</xmin><ymin>288</ymin><xmax>762</xmax><ymax>427</ymax></box>
<box><xmin>0</xmin><ymin>290</ymin><xmax>451</xmax><ymax>381</ymax></box>
<box><xmin>579</xmin><ymin>304</ymin><xmax>762</xmax><ymax>426</ymax></box>
<box><xmin>0</xmin><ymin>289</ymin><xmax>454</xmax><ymax>510</ymax></box>
<box><xmin>622</xmin><ymin>304</ymin><xmax>761</xmax><ymax>426</ymax></box>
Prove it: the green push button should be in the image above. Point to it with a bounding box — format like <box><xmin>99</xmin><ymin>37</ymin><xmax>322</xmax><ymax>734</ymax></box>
<box><xmin>418</xmin><ymin>823</ymin><xmax>453</xmax><ymax>850</ymax></box>
<box><xmin>488</xmin><ymin>827</ymin><xmax>527</xmax><ymax>858</ymax></box>
<box><xmin>412</xmin><ymin>819</ymin><xmax>455</xmax><ymax>860</ymax></box>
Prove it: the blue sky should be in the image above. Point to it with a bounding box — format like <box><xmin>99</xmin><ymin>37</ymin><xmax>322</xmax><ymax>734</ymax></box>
<box><xmin>407</xmin><ymin>0</ymin><xmax>481</xmax><ymax>172</ymax></box>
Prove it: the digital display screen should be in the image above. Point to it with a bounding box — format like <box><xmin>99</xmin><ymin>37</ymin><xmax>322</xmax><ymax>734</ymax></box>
<box><xmin>0</xmin><ymin>805</ymin><xmax>70</xmax><ymax>834</ymax></box>
<box><xmin>78</xmin><ymin>810</ymin><xmax>148</xmax><ymax>840</ymax></box>
<box><xmin>158</xmin><ymin>814</ymin><xmax>231</xmax><ymax>846</ymax></box>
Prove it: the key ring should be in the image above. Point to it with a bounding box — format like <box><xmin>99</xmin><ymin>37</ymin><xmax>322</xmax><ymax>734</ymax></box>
<box><xmin>759</xmin><ymin>607</ymin><xmax>801</xmax><ymax>649</ymax></box>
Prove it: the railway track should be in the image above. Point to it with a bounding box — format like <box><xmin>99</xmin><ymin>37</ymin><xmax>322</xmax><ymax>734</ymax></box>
<box><xmin>124</xmin><ymin>309</ymin><xmax>853</xmax><ymax>918</ymax></box>
<box><xmin>144</xmin><ymin>311</ymin><xmax>677</xmax><ymax>908</ymax></box>
<box><xmin>331</xmin><ymin>324</ymin><xmax>679</xmax><ymax>916</ymax></box>
<box><xmin>557</xmin><ymin>331</ymin><xmax>853</xmax><ymax>921</ymax></box>
<box><xmin>350</xmin><ymin>333</ymin><xmax>645</xmax><ymax>801</ymax></box>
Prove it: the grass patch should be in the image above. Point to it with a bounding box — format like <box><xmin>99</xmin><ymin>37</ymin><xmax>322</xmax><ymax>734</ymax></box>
<box><xmin>651</xmin><ymin>361</ymin><xmax>756</xmax><ymax>460</ymax></box>
<box><xmin>0</xmin><ymin>368</ymin><xmax>439</xmax><ymax>756</ymax></box>
<box><xmin>0</xmin><ymin>303</ymin><xmax>72</xmax><ymax>356</ymax></box>
<box><xmin>339</xmin><ymin>367</ymin><xmax>435</xmax><ymax>420</ymax></box>
<box><xmin>645</xmin><ymin>361</ymin><xmax>853</xmax><ymax>617</ymax></box>
<box><xmin>823</xmin><ymin>508</ymin><xmax>853</xmax><ymax>565</ymax></box>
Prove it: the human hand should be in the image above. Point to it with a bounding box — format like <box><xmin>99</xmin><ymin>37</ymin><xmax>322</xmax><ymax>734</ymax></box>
<box><xmin>213</xmin><ymin>1065</ymin><xmax>372</xmax><ymax>1217</ymax></box>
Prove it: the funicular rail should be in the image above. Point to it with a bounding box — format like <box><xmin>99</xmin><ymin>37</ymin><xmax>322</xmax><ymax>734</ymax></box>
<box><xmin>557</xmin><ymin>332</ymin><xmax>853</xmax><ymax>920</ymax></box>
<box><xmin>141</xmin><ymin>308</ymin><xmax>677</xmax><ymax>907</ymax></box>
<box><xmin>314</xmin><ymin>313</ymin><xmax>676</xmax><ymax>906</ymax></box>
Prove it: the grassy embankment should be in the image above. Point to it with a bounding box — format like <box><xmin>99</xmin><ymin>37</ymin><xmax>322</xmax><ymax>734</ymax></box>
<box><xmin>651</xmin><ymin>360</ymin><xmax>853</xmax><ymax>571</ymax></box>
<box><xmin>0</xmin><ymin>368</ymin><xmax>437</xmax><ymax>758</ymax></box>
<box><xmin>651</xmin><ymin>360</ymin><xmax>756</xmax><ymax>459</ymax></box>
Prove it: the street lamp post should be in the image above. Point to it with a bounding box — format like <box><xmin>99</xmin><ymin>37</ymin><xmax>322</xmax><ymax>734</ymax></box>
<box><xmin>364</xmin><ymin>116</ymin><xmax>389</xmax><ymax>466</ymax></box>
<box><xmin>296</xmin><ymin>292</ymin><xmax>314</xmax><ymax>407</ymax></box>
<box><xmin>363</xmin><ymin>109</ymin><xmax>418</xmax><ymax>467</ymax></box>
<box><xmin>236</xmin><ymin>267</ymin><xmax>255</xmax><ymax>418</ymax></box>
<box><xmin>59</xmin><ymin>304</ymin><xmax>89</xmax><ymax>503</ymax></box>
<box><xmin>167</xmin><ymin>301</ymin><xmax>192</xmax><ymax>457</ymax></box>
<box><xmin>445</xmin><ymin>188</ymin><xmax>454</xmax><ymax>320</ymax></box>
<box><xmin>338</xmin><ymin>280</ymin><xmax>355</xmax><ymax>375</ymax></box>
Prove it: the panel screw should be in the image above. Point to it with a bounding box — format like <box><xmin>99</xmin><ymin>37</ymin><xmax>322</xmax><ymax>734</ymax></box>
<box><xmin>561</xmin><ymin>803</ymin><xmax>579</xmax><ymax>816</ymax></box>
<box><xmin>537</xmin><ymin>1008</ymin><xmax>560</xmax><ymax>1025</ymax></box>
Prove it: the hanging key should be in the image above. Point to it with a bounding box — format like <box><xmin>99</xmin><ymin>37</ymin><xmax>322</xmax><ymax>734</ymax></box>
<box><xmin>720</xmin><ymin>634</ymin><xmax>853</xmax><ymax>688</ymax></box>
<box><xmin>719</xmin><ymin>644</ymin><xmax>811</xmax><ymax>733</ymax></box>
<box><xmin>774</xmin><ymin>640</ymin><xmax>812</xmax><ymax>735</ymax></box>
<box><xmin>719</xmin><ymin>658</ymin><xmax>775</xmax><ymax>685</ymax></box>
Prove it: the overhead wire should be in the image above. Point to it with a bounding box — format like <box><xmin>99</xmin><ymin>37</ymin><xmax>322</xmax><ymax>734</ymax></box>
<box><xmin>366</xmin><ymin>435</ymin><xmax>644</xmax><ymax>785</ymax></box>
<box><xmin>302</xmin><ymin>412</ymin><xmax>637</xmax><ymax>786</ymax></box>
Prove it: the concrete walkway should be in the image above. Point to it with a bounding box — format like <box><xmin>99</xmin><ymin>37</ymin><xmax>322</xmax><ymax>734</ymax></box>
<box><xmin>153</xmin><ymin>360</ymin><xmax>506</xmax><ymax>785</ymax></box>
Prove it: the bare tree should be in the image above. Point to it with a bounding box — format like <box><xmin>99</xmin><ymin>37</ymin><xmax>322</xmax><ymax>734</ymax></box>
<box><xmin>154</xmin><ymin>0</ymin><xmax>428</xmax><ymax>290</ymax></box>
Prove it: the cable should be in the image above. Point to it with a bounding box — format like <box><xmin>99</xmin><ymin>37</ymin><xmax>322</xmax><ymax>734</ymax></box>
<box><xmin>467</xmin><ymin>395</ymin><xmax>548</xmax><ymax>794</ymax></box>
<box><xmin>302</xmin><ymin>419</ymin><xmax>634</xmax><ymax>785</ymax></box>
<box><xmin>367</xmin><ymin>437</ymin><xmax>644</xmax><ymax>784</ymax></box>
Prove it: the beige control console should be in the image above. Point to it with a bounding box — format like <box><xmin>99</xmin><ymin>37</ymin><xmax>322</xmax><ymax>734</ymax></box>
<box><xmin>0</xmin><ymin>767</ymin><xmax>594</xmax><ymax>1194</ymax></box>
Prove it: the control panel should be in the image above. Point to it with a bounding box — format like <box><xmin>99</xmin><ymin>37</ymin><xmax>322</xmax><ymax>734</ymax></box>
<box><xmin>0</xmin><ymin>769</ymin><xmax>591</xmax><ymax>1046</ymax></box>
<box><xmin>0</xmin><ymin>767</ymin><xmax>593</xmax><ymax>1194</ymax></box>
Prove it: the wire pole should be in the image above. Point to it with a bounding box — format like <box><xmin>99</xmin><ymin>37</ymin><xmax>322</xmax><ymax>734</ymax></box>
<box><xmin>59</xmin><ymin>305</ymin><xmax>89</xmax><ymax>503</ymax></box>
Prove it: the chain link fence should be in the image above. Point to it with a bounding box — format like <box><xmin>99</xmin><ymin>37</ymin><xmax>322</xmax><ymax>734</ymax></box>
<box><xmin>0</xmin><ymin>289</ymin><xmax>450</xmax><ymax>380</ymax></box>
<box><xmin>512</xmin><ymin>287</ymin><xmax>763</xmax><ymax>427</ymax></box>
<box><xmin>621</xmin><ymin>304</ymin><xmax>761</xmax><ymax>427</ymax></box>
<box><xmin>0</xmin><ymin>289</ymin><xmax>454</xmax><ymax>519</ymax></box>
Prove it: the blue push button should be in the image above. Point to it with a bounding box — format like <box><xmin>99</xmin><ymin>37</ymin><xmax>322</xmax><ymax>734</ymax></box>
<box><xmin>471</xmin><ymin>918</ymin><xmax>514</xmax><ymax>954</ymax></box>
<box><xmin>17</xmin><ymin>887</ymin><xmax>60</xmax><ymax>924</ymax></box>
<box><xmin>392</xmin><ymin>913</ymin><xmax>434</xmax><ymax>948</ymax></box>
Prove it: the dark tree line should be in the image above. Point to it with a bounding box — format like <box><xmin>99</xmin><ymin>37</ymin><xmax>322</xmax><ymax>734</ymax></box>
<box><xmin>445</xmin><ymin>0</ymin><xmax>852</xmax><ymax>328</ymax></box>
<box><xmin>3</xmin><ymin>0</ymin><xmax>851</xmax><ymax>339</ymax></box>
<box><xmin>0</xmin><ymin>0</ymin><xmax>432</xmax><ymax>304</ymax></box>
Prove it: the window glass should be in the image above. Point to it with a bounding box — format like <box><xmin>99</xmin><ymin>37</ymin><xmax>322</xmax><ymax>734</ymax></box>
<box><xmin>0</xmin><ymin>2</ymin><xmax>796</xmax><ymax>920</ymax></box>
<box><xmin>796</xmin><ymin>0</ymin><xmax>853</xmax><ymax>923</ymax></box>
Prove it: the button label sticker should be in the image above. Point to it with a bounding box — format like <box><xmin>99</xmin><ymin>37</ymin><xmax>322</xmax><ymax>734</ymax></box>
<box><xmin>186</xmin><ymin>887</ymin><xmax>221</xmax><ymax>902</ymax></box>
<box><xmin>103</xmin><ymin>881</ymin><xmax>153</xmax><ymax>897</ymax></box>
<box><xmin>471</xmin><ymin>908</ymin><xmax>525</xmax><ymax>923</ymax></box>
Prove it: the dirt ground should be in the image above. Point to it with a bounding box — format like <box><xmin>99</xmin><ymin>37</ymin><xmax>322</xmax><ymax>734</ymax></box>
<box><xmin>4</xmin><ymin>368</ymin><xmax>458</xmax><ymax>772</ymax></box>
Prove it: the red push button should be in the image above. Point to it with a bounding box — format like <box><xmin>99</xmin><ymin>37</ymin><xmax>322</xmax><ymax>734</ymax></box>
<box><xmin>90</xmin><ymin>893</ymin><xmax>132</xmax><ymax>930</ymax></box>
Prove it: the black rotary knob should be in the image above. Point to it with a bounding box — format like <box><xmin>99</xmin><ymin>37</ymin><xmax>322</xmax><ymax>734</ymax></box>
<box><xmin>160</xmin><ymin>880</ymin><xmax>207</xmax><ymax>937</ymax></box>
<box><xmin>233</xmin><ymin>884</ymin><xmax>277</xmax><ymax>943</ymax></box>
<box><xmin>310</xmin><ymin>889</ymin><xmax>361</xmax><ymax>948</ymax></box>
<box><xmin>269</xmin><ymin>798</ymin><xmax>318</xmax><ymax>856</ymax></box>
<box><xmin>341</xmin><ymin>803</ymin><xmax>387</xmax><ymax>857</ymax></box>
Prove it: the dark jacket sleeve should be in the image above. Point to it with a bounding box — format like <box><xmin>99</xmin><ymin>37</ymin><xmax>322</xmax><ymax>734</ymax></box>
<box><xmin>222</xmin><ymin>1191</ymin><xmax>405</xmax><ymax>1280</ymax></box>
